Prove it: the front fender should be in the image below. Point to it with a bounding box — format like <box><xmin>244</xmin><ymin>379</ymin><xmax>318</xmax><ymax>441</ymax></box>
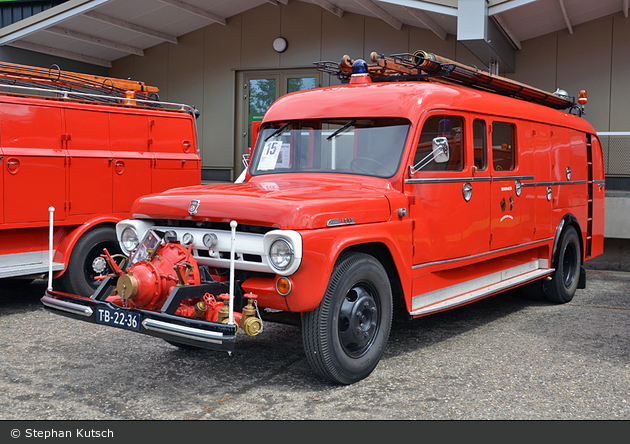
<box><xmin>53</xmin><ymin>217</ymin><xmax>121</xmax><ymax>277</ymax></box>
<box><xmin>257</xmin><ymin>221</ymin><xmax>413</xmax><ymax>313</ymax></box>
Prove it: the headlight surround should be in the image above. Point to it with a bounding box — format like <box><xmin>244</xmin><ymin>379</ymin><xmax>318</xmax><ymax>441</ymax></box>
<box><xmin>120</xmin><ymin>227</ymin><xmax>139</xmax><ymax>254</ymax></box>
<box><xmin>269</xmin><ymin>238</ymin><xmax>294</xmax><ymax>271</ymax></box>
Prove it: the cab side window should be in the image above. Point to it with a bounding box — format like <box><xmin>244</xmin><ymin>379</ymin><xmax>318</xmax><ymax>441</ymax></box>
<box><xmin>492</xmin><ymin>121</ymin><xmax>515</xmax><ymax>171</ymax></box>
<box><xmin>413</xmin><ymin>115</ymin><xmax>464</xmax><ymax>171</ymax></box>
<box><xmin>473</xmin><ymin>119</ymin><xmax>487</xmax><ymax>170</ymax></box>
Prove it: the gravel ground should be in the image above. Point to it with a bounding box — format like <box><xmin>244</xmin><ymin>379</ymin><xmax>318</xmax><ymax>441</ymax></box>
<box><xmin>0</xmin><ymin>269</ymin><xmax>628</xmax><ymax>422</ymax></box>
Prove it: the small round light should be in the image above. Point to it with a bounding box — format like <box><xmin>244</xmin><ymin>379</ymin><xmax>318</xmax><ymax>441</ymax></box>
<box><xmin>276</xmin><ymin>277</ymin><xmax>292</xmax><ymax>296</ymax></box>
<box><xmin>547</xmin><ymin>186</ymin><xmax>553</xmax><ymax>202</ymax></box>
<box><xmin>182</xmin><ymin>233</ymin><xmax>194</xmax><ymax>245</ymax></box>
<box><xmin>269</xmin><ymin>238</ymin><xmax>293</xmax><ymax>271</ymax></box>
<box><xmin>203</xmin><ymin>233</ymin><xmax>218</xmax><ymax>248</ymax></box>
<box><xmin>566</xmin><ymin>167</ymin><xmax>571</xmax><ymax>181</ymax></box>
<box><xmin>120</xmin><ymin>227</ymin><xmax>139</xmax><ymax>253</ymax></box>
<box><xmin>515</xmin><ymin>180</ymin><xmax>522</xmax><ymax>197</ymax></box>
<box><xmin>273</xmin><ymin>37</ymin><xmax>287</xmax><ymax>53</ymax></box>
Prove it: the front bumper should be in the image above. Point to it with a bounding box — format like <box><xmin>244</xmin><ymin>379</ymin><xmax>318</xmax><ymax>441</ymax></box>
<box><xmin>41</xmin><ymin>289</ymin><xmax>237</xmax><ymax>352</ymax></box>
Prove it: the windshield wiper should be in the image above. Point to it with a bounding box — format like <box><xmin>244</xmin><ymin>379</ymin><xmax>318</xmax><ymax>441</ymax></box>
<box><xmin>327</xmin><ymin>119</ymin><xmax>356</xmax><ymax>141</ymax></box>
<box><xmin>264</xmin><ymin>122</ymin><xmax>291</xmax><ymax>142</ymax></box>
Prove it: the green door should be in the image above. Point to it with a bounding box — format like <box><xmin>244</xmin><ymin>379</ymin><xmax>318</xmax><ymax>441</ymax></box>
<box><xmin>236</xmin><ymin>70</ymin><xmax>320</xmax><ymax>179</ymax></box>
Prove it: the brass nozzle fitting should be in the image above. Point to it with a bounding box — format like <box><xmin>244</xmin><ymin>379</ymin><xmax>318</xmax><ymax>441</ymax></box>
<box><xmin>116</xmin><ymin>272</ymin><xmax>138</xmax><ymax>300</ymax></box>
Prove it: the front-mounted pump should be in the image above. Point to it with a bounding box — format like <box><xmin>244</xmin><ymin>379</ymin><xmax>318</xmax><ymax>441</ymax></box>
<box><xmin>42</xmin><ymin>220</ymin><xmax>264</xmax><ymax>353</ymax></box>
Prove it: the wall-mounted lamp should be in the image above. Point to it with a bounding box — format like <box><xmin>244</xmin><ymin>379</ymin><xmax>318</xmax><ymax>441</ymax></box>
<box><xmin>273</xmin><ymin>37</ymin><xmax>288</xmax><ymax>53</ymax></box>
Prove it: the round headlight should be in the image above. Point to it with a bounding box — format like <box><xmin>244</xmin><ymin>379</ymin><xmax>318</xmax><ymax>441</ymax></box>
<box><xmin>121</xmin><ymin>227</ymin><xmax>139</xmax><ymax>253</ymax></box>
<box><xmin>269</xmin><ymin>239</ymin><xmax>293</xmax><ymax>271</ymax></box>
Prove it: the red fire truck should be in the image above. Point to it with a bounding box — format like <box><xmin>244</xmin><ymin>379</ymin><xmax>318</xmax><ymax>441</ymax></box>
<box><xmin>41</xmin><ymin>51</ymin><xmax>605</xmax><ymax>385</ymax></box>
<box><xmin>0</xmin><ymin>62</ymin><xmax>200</xmax><ymax>296</ymax></box>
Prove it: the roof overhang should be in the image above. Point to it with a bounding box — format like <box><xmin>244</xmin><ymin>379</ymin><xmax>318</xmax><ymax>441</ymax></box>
<box><xmin>0</xmin><ymin>0</ymin><xmax>625</xmax><ymax>70</ymax></box>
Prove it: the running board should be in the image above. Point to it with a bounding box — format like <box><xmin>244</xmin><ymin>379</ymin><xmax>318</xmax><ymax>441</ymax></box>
<box><xmin>410</xmin><ymin>260</ymin><xmax>552</xmax><ymax>317</ymax></box>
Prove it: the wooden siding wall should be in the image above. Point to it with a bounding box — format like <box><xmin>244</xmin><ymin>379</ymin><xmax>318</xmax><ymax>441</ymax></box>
<box><xmin>108</xmin><ymin>2</ymin><xmax>630</xmax><ymax>180</ymax></box>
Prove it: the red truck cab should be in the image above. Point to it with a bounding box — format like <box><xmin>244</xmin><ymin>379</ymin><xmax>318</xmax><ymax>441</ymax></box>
<box><xmin>42</xmin><ymin>52</ymin><xmax>605</xmax><ymax>385</ymax></box>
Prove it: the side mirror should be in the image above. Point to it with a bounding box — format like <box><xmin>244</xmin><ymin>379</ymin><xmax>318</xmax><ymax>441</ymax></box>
<box><xmin>432</xmin><ymin>137</ymin><xmax>450</xmax><ymax>163</ymax></box>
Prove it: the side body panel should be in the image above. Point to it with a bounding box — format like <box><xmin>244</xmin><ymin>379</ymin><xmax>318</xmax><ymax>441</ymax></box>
<box><xmin>0</xmin><ymin>95</ymin><xmax>200</xmax><ymax>280</ymax></box>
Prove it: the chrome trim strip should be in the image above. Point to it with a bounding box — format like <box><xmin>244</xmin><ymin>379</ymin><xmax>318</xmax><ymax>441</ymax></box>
<box><xmin>406</xmin><ymin>176</ymin><xmax>488</xmax><ymax>184</ymax></box>
<box><xmin>141</xmin><ymin>318</ymin><xmax>224</xmax><ymax>344</ymax></box>
<box><xmin>41</xmin><ymin>295</ymin><xmax>93</xmax><ymax>317</ymax></box>
<box><xmin>593</xmin><ymin>180</ymin><xmax>606</xmax><ymax>184</ymax></box>
<box><xmin>411</xmin><ymin>260</ymin><xmax>552</xmax><ymax>316</ymax></box>
<box><xmin>412</xmin><ymin>237</ymin><xmax>554</xmax><ymax>270</ymax></box>
<box><xmin>537</xmin><ymin>180</ymin><xmax>587</xmax><ymax>186</ymax></box>
<box><xmin>406</xmin><ymin>175</ymin><xmax>539</xmax><ymax>185</ymax></box>
<box><xmin>491</xmin><ymin>175</ymin><xmax>535</xmax><ymax>182</ymax></box>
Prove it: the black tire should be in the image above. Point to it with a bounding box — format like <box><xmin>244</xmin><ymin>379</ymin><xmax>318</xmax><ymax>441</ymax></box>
<box><xmin>543</xmin><ymin>226</ymin><xmax>581</xmax><ymax>304</ymax></box>
<box><xmin>61</xmin><ymin>226</ymin><xmax>121</xmax><ymax>297</ymax></box>
<box><xmin>302</xmin><ymin>253</ymin><xmax>393</xmax><ymax>385</ymax></box>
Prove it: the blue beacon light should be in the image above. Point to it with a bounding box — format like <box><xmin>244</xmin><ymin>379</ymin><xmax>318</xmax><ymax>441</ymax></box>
<box><xmin>350</xmin><ymin>59</ymin><xmax>371</xmax><ymax>84</ymax></box>
<box><xmin>352</xmin><ymin>59</ymin><xmax>368</xmax><ymax>74</ymax></box>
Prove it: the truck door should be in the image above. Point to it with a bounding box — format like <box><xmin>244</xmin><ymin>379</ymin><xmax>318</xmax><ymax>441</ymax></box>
<box><xmin>532</xmin><ymin>123</ymin><xmax>553</xmax><ymax>241</ymax></box>
<box><xmin>65</xmin><ymin>108</ymin><xmax>113</xmax><ymax>215</ymax></box>
<box><xmin>0</xmin><ymin>102</ymin><xmax>66</xmax><ymax>224</ymax></box>
<box><xmin>109</xmin><ymin>112</ymin><xmax>152</xmax><ymax>213</ymax></box>
<box><xmin>150</xmin><ymin>115</ymin><xmax>199</xmax><ymax>192</ymax></box>
<box><xmin>489</xmin><ymin>120</ymin><xmax>536</xmax><ymax>250</ymax></box>
<box><xmin>407</xmin><ymin>113</ymin><xmax>490</xmax><ymax>266</ymax></box>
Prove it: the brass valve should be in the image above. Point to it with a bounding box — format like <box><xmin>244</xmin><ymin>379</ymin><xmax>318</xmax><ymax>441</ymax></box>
<box><xmin>194</xmin><ymin>301</ymin><xmax>207</xmax><ymax>318</ymax></box>
<box><xmin>240</xmin><ymin>293</ymin><xmax>262</xmax><ymax>336</ymax></box>
<box><xmin>217</xmin><ymin>294</ymin><xmax>238</xmax><ymax>334</ymax></box>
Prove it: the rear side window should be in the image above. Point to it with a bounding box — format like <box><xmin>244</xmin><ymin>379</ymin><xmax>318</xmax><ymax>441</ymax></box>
<box><xmin>413</xmin><ymin>115</ymin><xmax>465</xmax><ymax>171</ymax></box>
<box><xmin>492</xmin><ymin>121</ymin><xmax>515</xmax><ymax>171</ymax></box>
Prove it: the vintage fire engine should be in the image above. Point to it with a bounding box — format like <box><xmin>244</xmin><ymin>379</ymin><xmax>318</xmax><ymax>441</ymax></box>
<box><xmin>0</xmin><ymin>61</ymin><xmax>200</xmax><ymax>296</ymax></box>
<box><xmin>42</xmin><ymin>51</ymin><xmax>605</xmax><ymax>385</ymax></box>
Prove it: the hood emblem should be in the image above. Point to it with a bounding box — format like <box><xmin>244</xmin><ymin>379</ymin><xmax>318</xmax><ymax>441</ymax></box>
<box><xmin>327</xmin><ymin>217</ymin><xmax>355</xmax><ymax>227</ymax></box>
<box><xmin>188</xmin><ymin>200</ymin><xmax>200</xmax><ymax>215</ymax></box>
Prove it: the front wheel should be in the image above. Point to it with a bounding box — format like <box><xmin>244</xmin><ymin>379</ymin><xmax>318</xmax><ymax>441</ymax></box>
<box><xmin>60</xmin><ymin>226</ymin><xmax>121</xmax><ymax>297</ymax></box>
<box><xmin>544</xmin><ymin>226</ymin><xmax>581</xmax><ymax>303</ymax></box>
<box><xmin>302</xmin><ymin>253</ymin><xmax>393</xmax><ymax>385</ymax></box>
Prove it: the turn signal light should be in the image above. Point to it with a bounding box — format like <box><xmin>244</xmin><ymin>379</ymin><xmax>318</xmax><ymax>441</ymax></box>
<box><xmin>276</xmin><ymin>277</ymin><xmax>292</xmax><ymax>296</ymax></box>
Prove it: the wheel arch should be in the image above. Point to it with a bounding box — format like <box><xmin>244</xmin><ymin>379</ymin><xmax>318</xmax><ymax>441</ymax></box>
<box><xmin>551</xmin><ymin>214</ymin><xmax>583</xmax><ymax>269</ymax></box>
<box><xmin>53</xmin><ymin>217</ymin><xmax>121</xmax><ymax>278</ymax></box>
<box><xmin>551</xmin><ymin>213</ymin><xmax>586</xmax><ymax>289</ymax></box>
<box><xmin>335</xmin><ymin>242</ymin><xmax>405</xmax><ymax>315</ymax></box>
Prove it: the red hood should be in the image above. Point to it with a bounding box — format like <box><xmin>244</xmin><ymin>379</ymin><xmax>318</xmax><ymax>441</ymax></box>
<box><xmin>131</xmin><ymin>176</ymin><xmax>394</xmax><ymax>230</ymax></box>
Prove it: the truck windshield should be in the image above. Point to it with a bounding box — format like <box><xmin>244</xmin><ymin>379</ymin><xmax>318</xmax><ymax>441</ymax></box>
<box><xmin>250</xmin><ymin>118</ymin><xmax>410</xmax><ymax>178</ymax></box>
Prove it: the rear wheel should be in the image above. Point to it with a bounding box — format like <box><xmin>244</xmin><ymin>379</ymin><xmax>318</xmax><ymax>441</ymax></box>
<box><xmin>544</xmin><ymin>226</ymin><xmax>581</xmax><ymax>304</ymax></box>
<box><xmin>302</xmin><ymin>253</ymin><xmax>392</xmax><ymax>385</ymax></box>
<box><xmin>61</xmin><ymin>226</ymin><xmax>121</xmax><ymax>297</ymax></box>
